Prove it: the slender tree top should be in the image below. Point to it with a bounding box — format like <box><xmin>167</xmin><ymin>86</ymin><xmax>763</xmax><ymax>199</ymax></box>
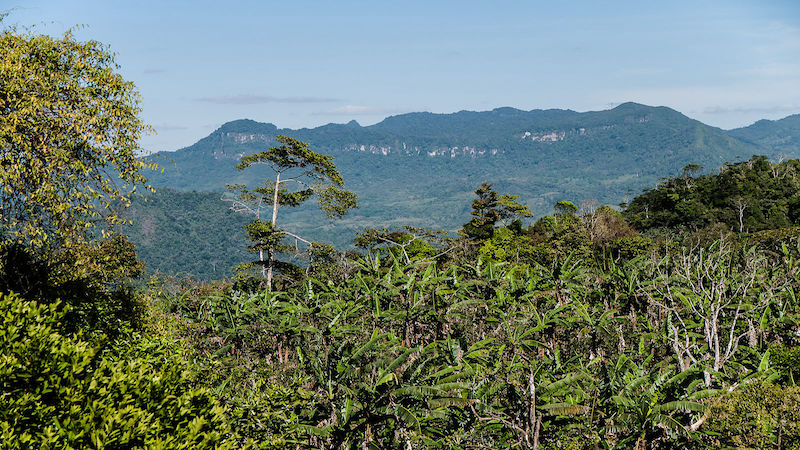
<box><xmin>236</xmin><ymin>135</ymin><xmax>344</xmax><ymax>187</ymax></box>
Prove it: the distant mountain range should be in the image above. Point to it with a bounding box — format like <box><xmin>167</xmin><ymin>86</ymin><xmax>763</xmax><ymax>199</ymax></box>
<box><xmin>127</xmin><ymin>102</ymin><xmax>800</xmax><ymax>278</ymax></box>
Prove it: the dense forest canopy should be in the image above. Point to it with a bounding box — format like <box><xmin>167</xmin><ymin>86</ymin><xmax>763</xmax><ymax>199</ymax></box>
<box><xmin>625</xmin><ymin>156</ymin><xmax>800</xmax><ymax>233</ymax></box>
<box><xmin>0</xmin><ymin>25</ymin><xmax>236</xmax><ymax>447</ymax></box>
<box><xmin>4</xmin><ymin>24</ymin><xmax>800</xmax><ymax>450</ymax></box>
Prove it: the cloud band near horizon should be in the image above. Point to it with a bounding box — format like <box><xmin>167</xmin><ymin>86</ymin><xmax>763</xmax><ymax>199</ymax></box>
<box><xmin>196</xmin><ymin>93</ymin><xmax>341</xmax><ymax>105</ymax></box>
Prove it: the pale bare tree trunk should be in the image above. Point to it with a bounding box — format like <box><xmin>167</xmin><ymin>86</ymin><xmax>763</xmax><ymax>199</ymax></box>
<box><xmin>257</xmin><ymin>197</ymin><xmax>267</xmax><ymax>280</ymax></box>
<box><xmin>771</xmin><ymin>155</ymin><xmax>785</xmax><ymax>178</ymax></box>
<box><xmin>529</xmin><ymin>368</ymin><xmax>540</xmax><ymax>450</ymax></box>
<box><xmin>733</xmin><ymin>197</ymin><xmax>748</xmax><ymax>233</ymax></box>
<box><xmin>271</xmin><ymin>172</ymin><xmax>281</xmax><ymax>227</ymax></box>
<box><xmin>260</xmin><ymin>248</ymin><xmax>266</xmax><ymax>279</ymax></box>
<box><xmin>580</xmin><ymin>199</ymin><xmax>600</xmax><ymax>243</ymax></box>
<box><xmin>267</xmin><ymin>171</ymin><xmax>281</xmax><ymax>290</ymax></box>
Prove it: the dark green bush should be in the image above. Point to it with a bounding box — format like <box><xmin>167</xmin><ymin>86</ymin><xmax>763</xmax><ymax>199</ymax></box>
<box><xmin>704</xmin><ymin>381</ymin><xmax>800</xmax><ymax>449</ymax></box>
<box><xmin>0</xmin><ymin>239</ymin><xmax>145</xmax><ymax>340</ymax></box>
<box><xmin>0</xmin><ymin>293</ymin><xmax>237</xmax><ymax>449</ymax></box>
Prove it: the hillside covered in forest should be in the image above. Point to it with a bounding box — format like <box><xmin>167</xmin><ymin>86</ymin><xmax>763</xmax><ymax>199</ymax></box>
<box><xmin>146</xmin><ymin>102</ymin><xmax>777</xmax><ymax>208</ymax></box>
<box><xmin>126</xmin><ymin>105</ymin><xmax>800</xmax><ymax>278</ymax></box>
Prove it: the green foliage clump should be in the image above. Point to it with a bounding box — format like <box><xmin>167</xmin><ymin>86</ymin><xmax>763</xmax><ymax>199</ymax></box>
<box><xmin>220</xmin><ymin>375</ymin><xmax>321</xmax><ymax>448</ymax></box>
<box><xmin>0</xmin><ymin>239</ymin><xmax>145</xmax><ymax>340</ymax></box>
<box><xmin>0</xmin><ymin>293</ymin><xmax>236</xmax><ymax>449</ymax></box>
<box><xmin>747</xmin><ymin>226</ymin><xmax>800</xmax><ymax>256</ymax></box>
<box><xmin>478</xmin><ymin>226</ymin><xmax>529</xmax><ymax>262</ymax></box>
<box><xmin>771</xmin><ymin>345</ymin><xmax>800</xmax><ymax>384</ymax></box>
<box><xmin>606</xmin><ymin>235</ymin><xmax>652</xmax><ymax>260</ymax></box>
<box><xmin>355</xmin><ymin>226</ymin><xmax>448</xmax><ymax>264</ymax></box>
<box><xmin>526</xmin><ymin>205</ymin><xmax>592</xmax><ymax>265</ymax></box>
<box><xmin>705</xmin><ymin>381</ymin><xmax>800</xmax><ymax>449</ymax></box>
<box><xmin>0</xmin><ymin>24</ymin><xmax>154</xmax><ymax>249</ymax></box>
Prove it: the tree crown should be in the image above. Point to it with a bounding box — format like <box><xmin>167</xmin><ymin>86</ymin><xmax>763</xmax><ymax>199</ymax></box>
<box><xmin>0</xmin><ymin>25</ymin><xmax>153</xmax><ymax>247</ymax></box>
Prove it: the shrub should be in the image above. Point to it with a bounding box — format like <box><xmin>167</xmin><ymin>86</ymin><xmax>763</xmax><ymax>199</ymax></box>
<box><xmin>0</xmin><ymin>293</ymin><xmax>237</xmax><ymax>449</ymax></box>
<box><xmin>704</xmin><ymin>381</ymin><xmax>800</xmax><ymax>449</ymax></box>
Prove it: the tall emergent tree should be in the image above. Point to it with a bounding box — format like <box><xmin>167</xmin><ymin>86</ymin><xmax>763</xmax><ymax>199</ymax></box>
<box><xmin>460</xmin><ymin>182</ymin><xmax>531</xmax><ymax>241</ymax></box>
<box><xmin>225</xmin><ymin>135</ymin><xmax>357</xmax><ymax>289</ymax></box>
<box><xmin>0</xmin><ymin>24</ymin><xmax>153</xmax><ymax>249</ymax></box>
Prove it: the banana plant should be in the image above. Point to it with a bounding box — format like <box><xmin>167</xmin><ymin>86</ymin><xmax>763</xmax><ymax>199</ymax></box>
<box><xmin>463</xmin><ymin>314</ymin><xmax>593</xmax><ymax>449</ymax></box>
<box><xmin>601</xmin><ymin>357</ymin><xmax>715</xmax><ymax>450</ymax></box>
<box><xmin>299</xmin><ymin>330</ymin><xmax>471</xmax><ymax>448</ymax></box>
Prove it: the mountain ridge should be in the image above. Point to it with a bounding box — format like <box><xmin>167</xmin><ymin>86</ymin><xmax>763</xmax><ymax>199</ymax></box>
<box><xmin>727</xmin><ymin>113</ymin><xmax>800</xmax><ymax>154</ymax></box>
<box><xmin>178</xmin><ymin>102</ymin><xmax>730</xmax><ymax>148</ymax></box>
<box><xmin>157</xmin><ymin>102</ymin><xmax>767</xmax><ymax>159</ymax></box>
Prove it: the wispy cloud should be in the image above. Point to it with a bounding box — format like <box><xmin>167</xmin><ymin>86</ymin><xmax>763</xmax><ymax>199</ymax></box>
<box><xmin>197</xmin><ymin>93</ymin><xmax>341</xmax><ymax>105</ymax></box>
<box><xmin>317</xmin><ymin>105</ymin><xmax>408</xmax><ymax>116</ymax></box>
<box><xmin>143</xmin><ymin>67</ymin><xmax>165</xmax><ymax>74</ymax></box>
<box><xmin>152</xmin><ymin>123</ymin><xmax>189</xmax><ymax>132</ymax></box>
<box><xmin>703</xmin><ymin>104</ymin><xmax>800</xmax><ymax>115</ymax></box>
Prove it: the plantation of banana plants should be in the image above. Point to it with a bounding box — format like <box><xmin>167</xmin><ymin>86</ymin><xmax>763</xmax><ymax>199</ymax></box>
<box><xmin>149</xmin><ymin>219</ymin><xmax>800</xmax><ymax>448</ymax></box>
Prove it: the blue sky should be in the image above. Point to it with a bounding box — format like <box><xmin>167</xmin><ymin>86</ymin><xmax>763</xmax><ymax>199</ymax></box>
<box><xmin>6</xmin><ymin>1</ymin><xmax>800</xmax><ymax>152</ymax></box>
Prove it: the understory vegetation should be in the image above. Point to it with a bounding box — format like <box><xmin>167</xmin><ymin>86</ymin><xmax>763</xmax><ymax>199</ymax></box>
<box><xmin>139</xmin><ymin>170</ymin><xmax>800</xmax><ymax>449</ymax></box>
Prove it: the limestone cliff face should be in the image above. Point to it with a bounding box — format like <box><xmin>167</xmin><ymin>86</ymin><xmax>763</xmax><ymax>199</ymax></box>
<box><xmin>341</xmin><ymin>143</ymin><xmax>502</xmax><ymax>158</ymax></box>
<box><xmin>212</xmin><ymin>131</ymin><xmax>274</xmax><ymax>160</ymax></box>
<box><xmin>210</xmin><ymin>130</ymin><xmax>506</xmax><ymax>160</ymax></box>
<box><xmin>224</xmin><ymin>131</ymin><xmax>272</xmax><ymax>145</ymax></box>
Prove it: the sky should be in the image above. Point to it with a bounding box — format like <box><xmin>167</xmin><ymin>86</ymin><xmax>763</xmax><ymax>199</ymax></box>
<box><xmin>5</xmin><ymin>0</ymin><xmax>800</xmax><ymax>153</ymax></box>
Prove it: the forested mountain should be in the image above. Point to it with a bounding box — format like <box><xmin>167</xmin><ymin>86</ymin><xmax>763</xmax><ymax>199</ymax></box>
<box><xmin>128</xmin><ymin>103</ymin><xmax>798</xmax><ymax>278</ymax></box>
<box><xmin>123</xmin><ymin>189</ymin><xmax>251</xmax><ymax>278</ymax></box>
<box><xmin>727</xmin><ymin>113</ymin><xmax>800</xmax><ymax>155</ymax></box>
<box><xmin>148</xmin><ymin>103</ymin><xmax>769</xmax><ymax>205</ymax></box>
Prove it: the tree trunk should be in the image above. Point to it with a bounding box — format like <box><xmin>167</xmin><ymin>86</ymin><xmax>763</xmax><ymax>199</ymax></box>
<box><xmin>267</xmin><ymin>171</ymin><xmax>281</xmax><ymax>290</ymax></box>
<box><xmin>260</xmin><ymin>248</ymin><xmax>266</xmax><ymax>279</ymax></box>
<box><xmin>532</xmin><ymin>414</ymin><xmax>541</xmax><ymax>450</ymax></box>
<box><xmin>267</xmin><ymin>248</ymin><xmax>275</xmax><ymax>291</ymax></box>
<box><xmin>529</xmin><ymin>369</ymin><xmax>539</xmax><ymax>450</ymax></box>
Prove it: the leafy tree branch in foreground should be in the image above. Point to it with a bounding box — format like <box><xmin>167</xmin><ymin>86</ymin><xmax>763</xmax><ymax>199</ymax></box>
<box><xmin>0</xmin><ymin>24</ymin><xmax>154</xmax><ymax>249</ymax></box>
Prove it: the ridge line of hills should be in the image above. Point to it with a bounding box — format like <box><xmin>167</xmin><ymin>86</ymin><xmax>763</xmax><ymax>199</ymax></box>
<box><xmin>155</xmin><ymin>102</ymin><xmax>797</xmax><ymax>155</ymax></box>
